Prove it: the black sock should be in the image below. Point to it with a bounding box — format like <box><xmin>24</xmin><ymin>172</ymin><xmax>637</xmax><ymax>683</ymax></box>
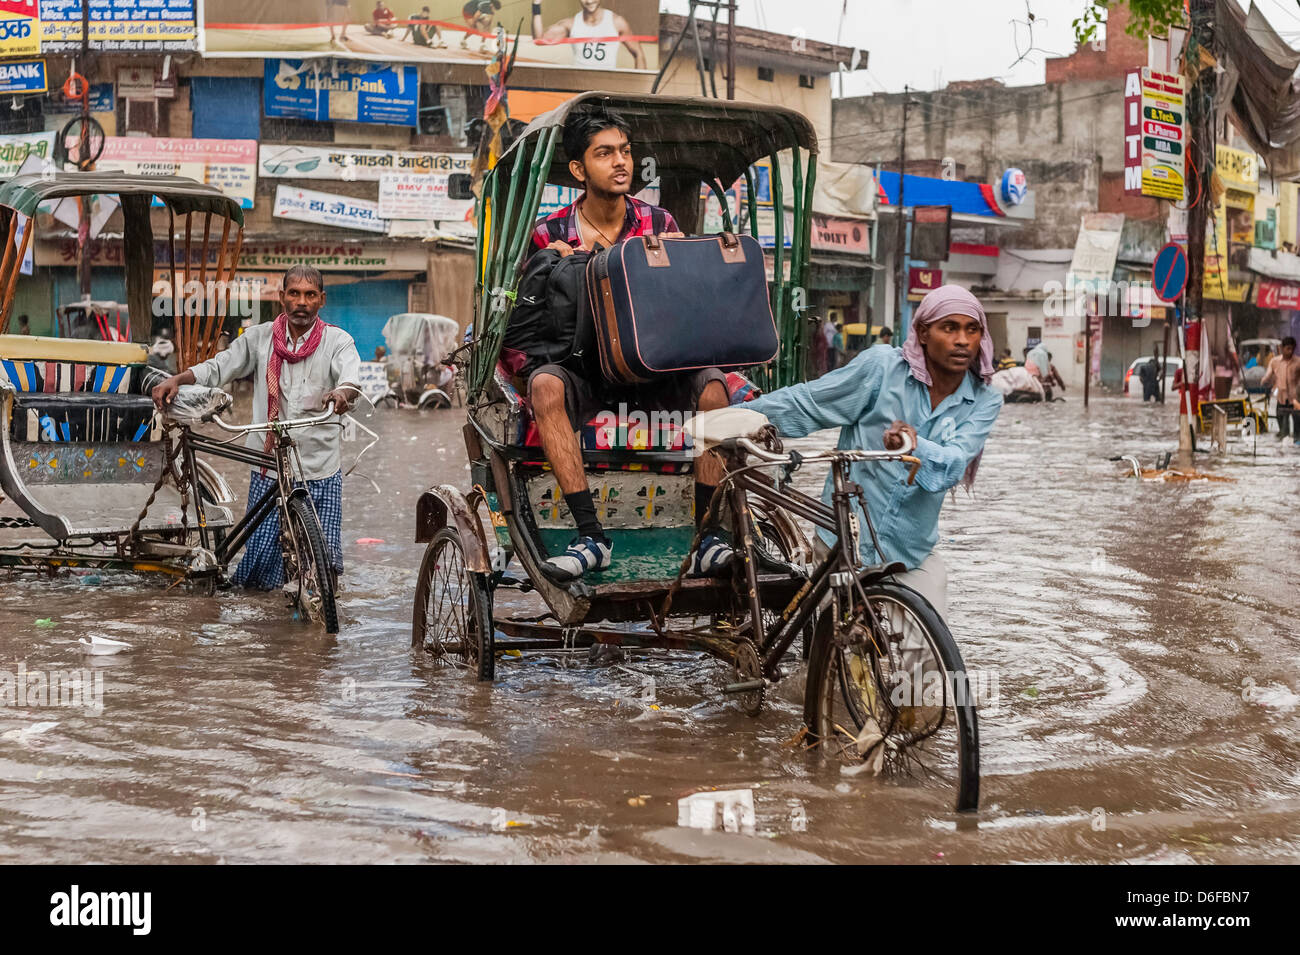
<box><xmin>564</xmin><ymin>490</ymin><xmax>605</xmax><ymax>541</ymax></box>
<box><xmin>695</xmin><ymin>482</ymin><xmax>718</xmax><ymax>531</ymax></box>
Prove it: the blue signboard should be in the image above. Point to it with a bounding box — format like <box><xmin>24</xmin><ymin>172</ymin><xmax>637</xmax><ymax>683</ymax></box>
<box><xmin>47</xmin><ymin>82</ymin><xmax>114</xmax><ymax>113</ymax></box>
<box><xmin>264</xmin><ymin>60</ymin><xmax>418</xmax><ymax>128</ymax></box>
<box><xmin>0</xmin><ymin>59</ymin><xmax>45</xmax><ymax>95</ymax></box>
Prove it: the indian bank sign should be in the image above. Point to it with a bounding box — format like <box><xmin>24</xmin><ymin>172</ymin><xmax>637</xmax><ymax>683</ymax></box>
<box><xmin>810</xmin><ymin>215</ymin><xmax>869</xmax><ymax>254</ymax></box>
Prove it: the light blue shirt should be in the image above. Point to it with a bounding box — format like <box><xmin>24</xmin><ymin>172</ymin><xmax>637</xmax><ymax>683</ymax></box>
<box><xmin>748</xmin><ymin>345</ymin><xmax>1003</xmax><ymax>570</ymax></box>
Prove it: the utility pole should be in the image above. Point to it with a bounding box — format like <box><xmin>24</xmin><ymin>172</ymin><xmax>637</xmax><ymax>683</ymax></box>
<box><xmin>893</xmin><ymin>87</ymin><xmax>910</xmax><ymax>332</ymax></box>
<box><xmin>1181</xmin><ymin>0</ymin><xmax>1216</xmax><ymax>455</ymax></box>
<box><xmin>77</xmin><ymin>0</ymin><xmax>92</xmax><ymax>298</ymax></box>
<box><xmin>725</xmin><ymin>0</ymin><xmax>736</xmax><ymax>100</ymax></box>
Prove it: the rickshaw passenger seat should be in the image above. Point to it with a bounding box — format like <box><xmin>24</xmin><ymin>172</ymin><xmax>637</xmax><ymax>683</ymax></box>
<box><xmin>494</xmin><ymin>361</ymin><xmax>761</xmax><ymax>456</ymax></box>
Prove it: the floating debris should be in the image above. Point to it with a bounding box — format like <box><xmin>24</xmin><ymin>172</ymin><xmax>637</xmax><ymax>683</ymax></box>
<box><xmin>677</xmin><ymin>789</ymin><xmax>755</xmax><ymax>834</ymax></box>
<box><xmin>79</xmin><ymin>634</ymin><xmax>132</xmax><ymax>656</ymax></box>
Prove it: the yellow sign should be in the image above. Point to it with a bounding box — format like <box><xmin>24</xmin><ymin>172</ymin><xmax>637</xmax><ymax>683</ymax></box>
<box><xmin>1203</xmin><ymin>200</ymin><xmax>1250</xmax><ymax>302</ymax></box>
<box><xmin>0</xmin><ymin>1</ymin><xmax>40</xmax><ymax>58</ymax></box>
<box><xmin>1139</xmin><ymin>69</ymin><xmax>1186</xmax><ymax>201</ymax></box>
<box><xmin>1216</xmin><ymin>144</ymin><xmax>1259</xmax><ymax>195</ymax></box>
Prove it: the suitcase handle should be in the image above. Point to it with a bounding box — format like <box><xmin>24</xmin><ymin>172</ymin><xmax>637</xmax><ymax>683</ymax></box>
<box><xmin>718</xmin><ymin>231</ymin><xmax>745</xmax><ymax>264</ymax></box>
<box><xmin>643</xmin><ymin>234</ymin><xmax>670</xmax><ymax>267</ymax></box>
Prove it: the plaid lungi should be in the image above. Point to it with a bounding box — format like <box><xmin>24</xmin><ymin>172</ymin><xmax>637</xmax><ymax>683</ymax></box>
<box><xmin>231</xmin><ymin>469</ymin><xmax>344</xmax><ymax>590</ymax></box>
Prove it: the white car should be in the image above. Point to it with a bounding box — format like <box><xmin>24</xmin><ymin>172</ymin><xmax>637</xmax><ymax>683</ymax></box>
<box><xmin>1123</xmin><ymin>356</ymin><xmax>1182</xmax><ymax>397</ymax></box>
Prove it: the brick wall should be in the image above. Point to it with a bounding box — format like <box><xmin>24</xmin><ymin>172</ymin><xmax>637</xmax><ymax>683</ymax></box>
<box><xmin>1045</xmin><ymin>6</ymin><xmax>1146</xmax><ymax>84</ymax></box>
<box><xmin>1097</xmin><ymin>170</ymin><xmax>1162</xmax><ymax>219</ymax></box>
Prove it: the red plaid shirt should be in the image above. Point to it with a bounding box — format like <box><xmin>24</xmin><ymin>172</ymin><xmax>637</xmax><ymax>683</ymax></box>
<box><xmin>531</xmin><ymin>195</ymin><xmax>678</xmax><ymax>250</ymax></box>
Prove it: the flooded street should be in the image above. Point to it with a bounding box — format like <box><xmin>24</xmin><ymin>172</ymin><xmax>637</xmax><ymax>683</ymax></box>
<box><xmin>1</xmin><ymin>395</ymin><xmax>1298</xmax><ymax>864</ymax></box>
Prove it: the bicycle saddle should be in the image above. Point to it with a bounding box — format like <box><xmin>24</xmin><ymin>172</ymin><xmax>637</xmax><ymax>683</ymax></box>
<box><xmin>683</xmin><ymin>407</ymin><xmax>770</xmax><ymax>450</ymax></box>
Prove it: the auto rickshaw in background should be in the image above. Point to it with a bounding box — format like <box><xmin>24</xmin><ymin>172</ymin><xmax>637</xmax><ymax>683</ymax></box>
<box><xmin>1240</xmin><ymin>337</ymin><xmax>1281</xmax><ymax>395</ymax></box>
<box><xmin>378</xmin><ymin>312</ymin><xmax>460</xmax><ymax>409</ymax></box>
<box><xmin>56</xmin><ymin>299</ymin><xmax>132</xmax><ymax>342</ymax></box>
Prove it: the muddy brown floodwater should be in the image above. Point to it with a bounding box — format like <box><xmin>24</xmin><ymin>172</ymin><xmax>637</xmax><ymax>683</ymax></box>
<box><xmin>1</xmin><ymin>394</ymin><xmax>1297</xmax><ymax>863</ymax></box>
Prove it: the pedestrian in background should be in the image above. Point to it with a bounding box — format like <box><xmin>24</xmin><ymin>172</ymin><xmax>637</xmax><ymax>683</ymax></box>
<box><xmin>15</xmin><ymin>313</ymin><xmax>30</xmax><ymax>335</ymax></box>
<box><xmin>1138</xmin><ymin>354</ymin><xmax>1160</xmax><ymax>402</ymax></box>
<box><xmin>831</xmin><ymin>322</ymin><xmax>845</xmax><ymax>370</ymax></box>
<box><xmin>810</xmin><ymin>314</ymin><xmax>827</xmax><ymax>377</ymax></box>
<box><xmin>820</xmin><ymin>316</ymin><xmax>836</xmax><ymax>374</ymax></box>
<box><xmin>1262</xmin><ymin>336</ymin><xmax>1299</xmax><ymax>441</ymax></box>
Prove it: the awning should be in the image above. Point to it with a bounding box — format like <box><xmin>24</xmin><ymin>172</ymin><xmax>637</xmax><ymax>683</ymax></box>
<box><xmin>876</xmin><ymin>170</ymin><xmax>1003</xmax><ymax>218</ymax></box>
<box><xmin>1215</xmin><ymin>0</ymin><xmax>1300</xmax><ymax>155</ymax></box>
<box><xmin>807</xmin><ymin>254</ymin><xmax>876</xmax><ymax>291</ymax></box>
<box><xmin>1248</xmin><ymin>246</ymin><xmax>1300</xmax><ymax>281</ymax></box>
<box><xmin>779</xmin><ymin>156</ymin><xmax>876</xmax><ymax>220</ymax></box>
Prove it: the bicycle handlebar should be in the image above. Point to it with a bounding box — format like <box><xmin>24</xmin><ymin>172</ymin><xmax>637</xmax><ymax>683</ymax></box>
<box><xmin>210</xmin><ymin>407</ymin><xmax>338</xmax><ymax>435</ymax></box>
<box><xmin>731</xmin><ymin>435</ymin><xmax>924</xmax><ymax>485</ymax></box>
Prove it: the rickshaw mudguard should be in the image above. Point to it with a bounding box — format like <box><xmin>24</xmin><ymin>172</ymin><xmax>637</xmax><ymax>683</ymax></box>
<box><xmin>415</xmin><ymin>484</ymin><xmax>491</xmax><ymax>573</ymax></box>
<box><xmin>0</xmin><ymin>383</ymin><xmax>73</xmax><ymax>539</ymax></box>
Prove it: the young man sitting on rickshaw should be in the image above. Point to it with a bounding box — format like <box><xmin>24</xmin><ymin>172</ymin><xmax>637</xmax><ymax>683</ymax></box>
<box><xmin>528</xmin><ymin>105</ymin><xmax>732</xmax><ymax>582</ymax></box>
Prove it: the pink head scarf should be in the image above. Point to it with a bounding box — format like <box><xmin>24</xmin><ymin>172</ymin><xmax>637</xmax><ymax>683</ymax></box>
<box><xmin>900</xmin><ymin>284</ymin><xmax>996</xmax><ymax>490</ymax></box>
<box><xmin>901</xmin><ymin>284</ymin><xmax>996</xmax><ymax>386</ymax></box>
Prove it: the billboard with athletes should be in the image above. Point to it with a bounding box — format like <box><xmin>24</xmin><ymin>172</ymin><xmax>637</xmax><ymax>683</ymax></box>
<box><xmin>203</xmin><ymin>0</ymin><xmax>659</xmax><ymax>72</ymax></box>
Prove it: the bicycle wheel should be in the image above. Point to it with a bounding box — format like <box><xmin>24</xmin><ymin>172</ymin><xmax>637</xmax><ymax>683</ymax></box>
<box><xmin>284</xmin><ymin>494</ymin><xmax>340</xmax><ymax>634</ymax></box>
<box><xmin>804</xmin><ymin>581</ymin><xmax>980</xmax><ymax>812</ymax></box>
<box><xmin>411</xmin><ymin>527</ymin><xmax>494</xmax><ymax>681</ymax></box>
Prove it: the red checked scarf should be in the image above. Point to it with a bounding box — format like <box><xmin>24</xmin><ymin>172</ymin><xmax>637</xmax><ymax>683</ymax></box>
<box><xmin>263</xmin><ymin>312</ymin><xmax>327</xmax><ymax>462</ymax></box>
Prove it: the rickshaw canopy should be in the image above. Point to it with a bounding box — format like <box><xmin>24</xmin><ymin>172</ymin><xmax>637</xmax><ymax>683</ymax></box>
<box><xmin>0</xmin><ymin>171</ymin><xmax>247</xmax><ymax>364</ymax></box>
<box><xmin>0</xmin><ymin>171</ymin><xmax>245</xmax><ymax>224</ymax></box>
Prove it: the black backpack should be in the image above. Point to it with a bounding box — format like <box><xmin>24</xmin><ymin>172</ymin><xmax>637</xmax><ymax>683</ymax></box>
<box><xmin>503</xmin><ymin>247</ymin><xmax>596</xmax><ymax>378</ymax></box>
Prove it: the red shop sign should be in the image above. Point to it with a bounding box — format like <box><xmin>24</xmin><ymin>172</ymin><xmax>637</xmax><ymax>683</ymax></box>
<box><xmin>1257</xmin><ymin>279</ymin><xmax>1300</xmax><ymax>310</ymax></box>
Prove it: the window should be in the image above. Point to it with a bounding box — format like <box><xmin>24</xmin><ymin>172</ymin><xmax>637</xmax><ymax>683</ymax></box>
<box><xmin>417</xmin><ymin>83</ymin><xmax>452</xmax><ymax>137</ymax></box>
<box><xmin>799</xmin><ymin>74</ymin><xmax>816</xmax><ymax>89</ymax></box>
<box><xmin>757</xmin><ymin>66</ymin><xmax>774</xmax><ymax>82</ymax></box>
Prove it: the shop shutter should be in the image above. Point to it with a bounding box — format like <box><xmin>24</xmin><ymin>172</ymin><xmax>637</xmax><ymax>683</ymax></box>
<box><xmin>191</xmin><ymin>78</ymin><xmax>262</xmax><ymax>141</ymax></box>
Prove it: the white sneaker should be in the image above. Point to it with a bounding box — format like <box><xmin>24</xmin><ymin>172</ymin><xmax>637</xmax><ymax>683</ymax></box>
<box><xmin>690</xmin><ymin>533</ymin><xmax>734</xmax><ymax>577</ymax></box>
<box><xmin>543</xmin><ymin>536</ymin><xmax>613</xmax><ymax>582</ymax></box>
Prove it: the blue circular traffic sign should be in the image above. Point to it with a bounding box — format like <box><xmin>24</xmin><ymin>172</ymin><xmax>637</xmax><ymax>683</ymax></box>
<box><xmin>1152</xmin><ymin>242</ymin><xmax>1188</xmax><ymax>303</ymax></box>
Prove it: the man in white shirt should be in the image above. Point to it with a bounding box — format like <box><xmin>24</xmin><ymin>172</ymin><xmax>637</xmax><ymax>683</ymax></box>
<box><xmin>531</xmin><ymin>1</ymin><xmax>645</xmax><ymax>69</ymax></box>
<box><xmin>151</xmin><ymin>265</ymin><xmax>362</xmax><ymax>589</ymax></box>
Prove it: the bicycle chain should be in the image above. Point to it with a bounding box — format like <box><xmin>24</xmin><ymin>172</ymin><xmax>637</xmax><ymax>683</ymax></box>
<box><xmin>120</xmin><ymin>432</ymin><xmax>179</xmax><ymax>555</ymax></box>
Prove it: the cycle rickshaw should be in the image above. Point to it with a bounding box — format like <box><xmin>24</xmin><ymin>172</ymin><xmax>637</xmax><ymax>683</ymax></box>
<box><xmin>410</xmin><ymin>93</ymin><xmax>979</xmax><ymax>810</ymax></box>
<box><xmin>0</xmin><ymin>172</ymin><xmax>340</xmax><ymax>632</ymax></box>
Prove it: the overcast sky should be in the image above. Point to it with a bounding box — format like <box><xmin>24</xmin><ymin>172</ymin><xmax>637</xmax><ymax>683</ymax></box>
<box><xmin>659</xmin><ymin>0</ymin><xmax>1300</xmax><ymax>96</ymax></box>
